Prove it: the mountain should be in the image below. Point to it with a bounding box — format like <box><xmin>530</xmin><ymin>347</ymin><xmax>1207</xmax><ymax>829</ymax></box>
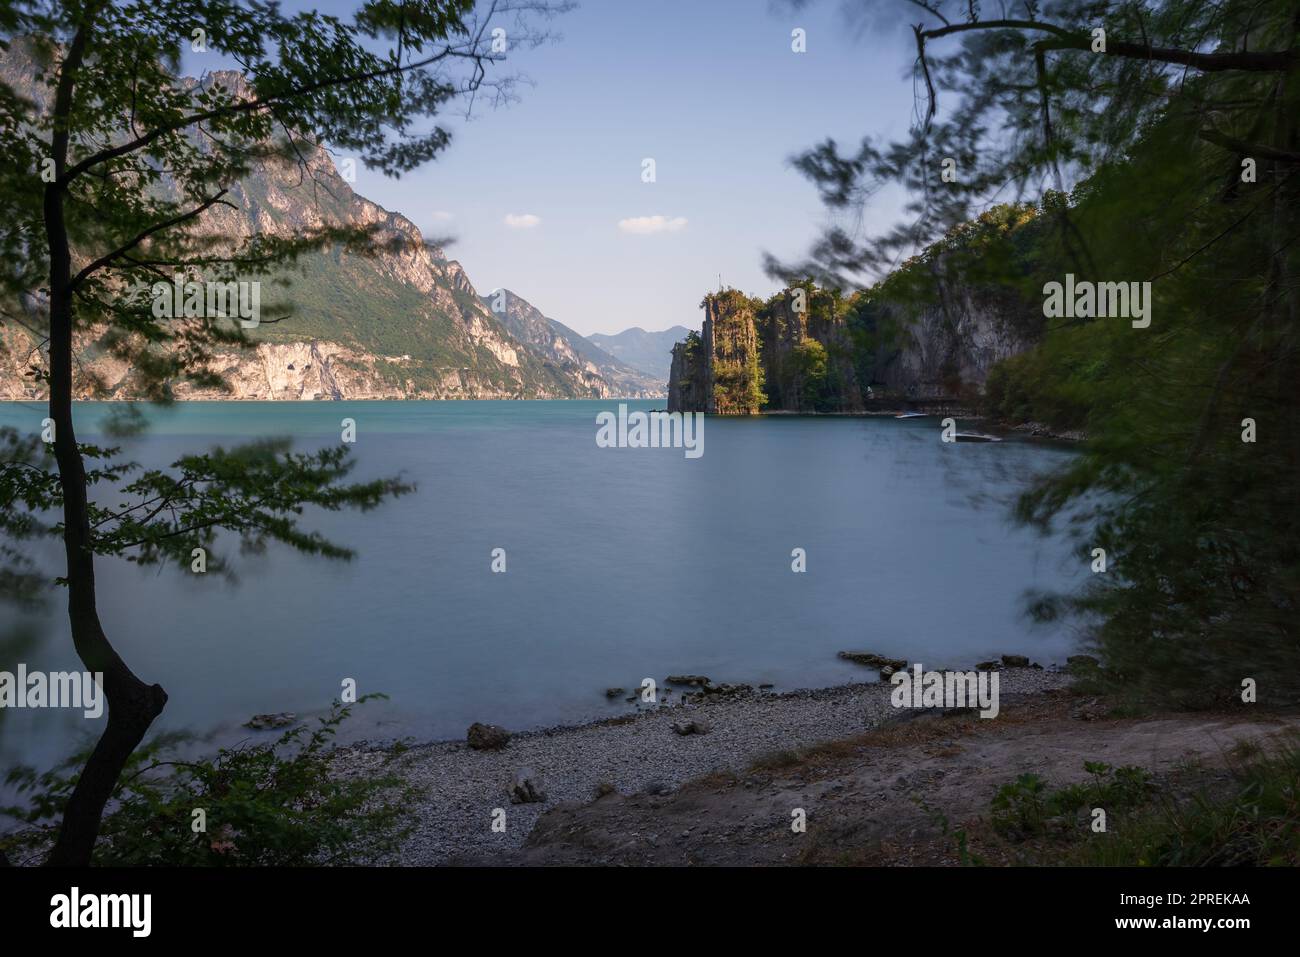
<box><xmin>0</xmin><ymin>53</ymin><xmax>660</xmax><ymax>401</ymax></box>
<box><xmin>484</xmin><ymin>290</ymin><xmax>663</xmax><ymax>398</ymax></box>
<box><xmin>586</xmin><ymin>326</ymin><xmax>690</xmax><ymax>382</ymax></box>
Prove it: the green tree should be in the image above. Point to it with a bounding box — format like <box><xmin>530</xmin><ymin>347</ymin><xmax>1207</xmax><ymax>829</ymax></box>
<box><xmin>790</xmin><ymin>338</ymin><xmax>827</xmax><ymax>408</ymax></box>
<box><xmin>782</xmin><ymin>1</ymin><xmax>1300</xmax><ymax>704</ymax></box>
<box><xmin>0</xmin><ymin>0</ymin><xmax>565</xmax><ymax>865</ymax></box>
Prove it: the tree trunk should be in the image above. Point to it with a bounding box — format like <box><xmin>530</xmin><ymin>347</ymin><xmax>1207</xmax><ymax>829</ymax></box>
<box><xmin>42</xmin><ymin>12</ymin><xmax>167</xmax><ymax>867</ymax></box>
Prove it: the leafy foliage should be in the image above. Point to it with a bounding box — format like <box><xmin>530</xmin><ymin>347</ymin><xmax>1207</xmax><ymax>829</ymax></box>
<box><xmin>991</xmin><ymin>762</ymin><xmax>1154</xmax><ymax>840</ymax></box>
<box><xmin>2</xmin><ymin>696</ymin><xmax>416</xmax><ymax>866</ymax></box>
<box><xmin>0</xmin><ymin>428</ymin><xmax>414</xmax><ymax>580</ymax></box>
<box><xmin>784</xmin><ymin>0</ymin><xmax>1300</xmax><ymax>706</ymax></box>
<box><xmin>0</xmin><ymin>0</ymin><xmax>568</xmax><ymax>864</ymax></box>
<box><xmin>1071</xmin><ymin>743</ymin><xmax>1300</xmax><ymax>866</ymax></box>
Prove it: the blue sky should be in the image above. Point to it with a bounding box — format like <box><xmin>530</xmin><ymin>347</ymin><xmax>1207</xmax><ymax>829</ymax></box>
<box><xmin>197</xmin><ymin>1</ymin><xmax>921</xmax><ymax>336</ymax></box>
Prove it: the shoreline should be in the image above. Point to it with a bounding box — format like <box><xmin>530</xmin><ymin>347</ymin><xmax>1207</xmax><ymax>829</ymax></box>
<box><xmin>343</xmin><ymin>668</ymin><xmax>1074</xmax><ymax>865</ymax></box>
<box><xmin>0</xmin><ymin>398</ymin><xmax>1086</xmax><ymax>442</ymax></box>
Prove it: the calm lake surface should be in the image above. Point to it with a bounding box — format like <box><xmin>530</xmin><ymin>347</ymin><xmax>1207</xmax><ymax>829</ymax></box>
<box><xmin>0</xmin><ymin>400</ymin><xmax>1082</xmax><ymax>775</ymax></box>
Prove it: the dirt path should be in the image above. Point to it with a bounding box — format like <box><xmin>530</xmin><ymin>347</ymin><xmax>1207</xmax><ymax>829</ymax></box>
<box><xmin>486</xmin><ymin>692</ymin><xmax>1300</xmax><ymax>866</ymax></box>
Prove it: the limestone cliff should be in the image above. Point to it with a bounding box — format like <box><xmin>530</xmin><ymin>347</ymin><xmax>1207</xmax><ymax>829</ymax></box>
<box><xmin>667</xmin><ymin>292</ymin><xmax>767</xmax><ymax>415</ymax></box>
<box><xmin>755</xmin><ymin>290</ymin><xmax>864</xmax><ymax>413</ymax></box>
<box><xmin>668</xmin><ymin>288</ymin><xmax>867</xmax><ymax>414</ymax></box>
<box><xmin>667</xmin><ymin>281</ymin><xmax>1037</xmax><ymax>414</ymax></box>
<box><xmin>863</xmin><ymin>281</ymin><xmax>1041</xmax><ymax>402</ymax></box>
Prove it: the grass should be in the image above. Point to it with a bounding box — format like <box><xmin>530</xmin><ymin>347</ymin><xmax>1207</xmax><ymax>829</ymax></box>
<box><xmin>1063</xmin><ymin>741</ymin><xmax>1300</xmax><ymax>866</ymax></box>
<box><xmin>950</xmin><ymin>736</ymin><xmax>1300</xmax><ymax>866</ymax></box>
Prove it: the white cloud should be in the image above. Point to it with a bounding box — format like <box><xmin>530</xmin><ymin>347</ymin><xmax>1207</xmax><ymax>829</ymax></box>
<box><xmin>429</xmin><ymin>210</ymin><xmax>454</xmax><ymax>222</ymax></box>
<box><xmin>618</xmin><ymin>215</ymin><xmax>688</xmax><ymax>235</ymax></box>
<box><xmin>504</xmin><ymin>213</ymin><xmax>542</xmax><ymax>229</ymax></box>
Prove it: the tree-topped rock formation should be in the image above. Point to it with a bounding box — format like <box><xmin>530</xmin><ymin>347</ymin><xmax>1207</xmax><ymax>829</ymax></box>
<box><xmin>668</xmin><ymin>204</ymin><xmax>1046</xmax><ymax>414</ymax></box>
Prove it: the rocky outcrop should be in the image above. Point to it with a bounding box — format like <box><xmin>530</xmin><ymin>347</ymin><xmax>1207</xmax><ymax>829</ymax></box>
<box><xmin>666</xmin><ymin>275</ymin><xmax>1039</xmax><ymax>413</ymax></box>
<box><xmin>667</xmin><ymin>332</ymin><xmax>709</xmax><ymax>414</ymax></box>
<box><xmin>756</xmin><ymin>289</ymin><xmax>865</xmax><ymax>413</ymax></box>
<box><xmin>867</xmin><ymin>282</ymin><xmax>1040</xmax><ymax>401</ymax></box>
<box><xmin>667</xmin><ymin>291</ymin><xmax>766</xmax><ymax>415</ymax></box>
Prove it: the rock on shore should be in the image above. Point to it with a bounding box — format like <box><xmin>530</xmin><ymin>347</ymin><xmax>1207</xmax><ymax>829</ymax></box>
<box><xmin>356</xmin><ymin>669</ymin><xmax>1071</xmax><ymax>865</ymax></box>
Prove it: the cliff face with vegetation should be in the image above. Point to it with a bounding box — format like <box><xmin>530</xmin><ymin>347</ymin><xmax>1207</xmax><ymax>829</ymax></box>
<box><xmin>863</xmin><ymin>283</ymin><xmax>1041</xmax><ymax>402</ymax></box>
<box><xmin>667</xmin><ymin>292</ymin><xmax>768</xmax><ymax>414</ymax></box>
<box><xmin>668</xmin><ymin>208</ymin><xmax>1044</xmax><ymax>413</ymax></box>
<box><xmin>0</xmin><ymin>53</ymin><xmax>662</xmax><ymax>401</ymax></box>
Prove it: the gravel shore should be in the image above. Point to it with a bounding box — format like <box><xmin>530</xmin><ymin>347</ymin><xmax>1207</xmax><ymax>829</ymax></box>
<box><xmin>343</xmin><ymin>668</ymin><xmax>1072</xmax><ymax>865</ymax></box>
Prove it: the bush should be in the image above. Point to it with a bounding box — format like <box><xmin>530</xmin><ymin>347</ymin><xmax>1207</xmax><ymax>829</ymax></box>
<box><xmin>1</xmin><ymin>695</ymin><xmax>415</xmax><ymax>866</ymax></box>
<box><xmin>991</xmin><ymin>763</ymin><xmax>1153</xmax><ymax>840</ymax></box>
<box><xmin>1071</xmin><ymin>744</ymin><xmax>1300</xmax><ymax>866</ymax></box>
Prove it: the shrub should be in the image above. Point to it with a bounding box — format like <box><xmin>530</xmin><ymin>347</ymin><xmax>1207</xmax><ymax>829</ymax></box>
<box><xmin>1</xmin><ymin>695</ymin><xmax>415</xmax><ymax>866</ymax></box>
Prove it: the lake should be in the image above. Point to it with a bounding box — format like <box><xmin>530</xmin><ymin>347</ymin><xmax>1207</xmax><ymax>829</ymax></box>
<box><xmin>0</xmin><ymin>400</ymin><xmax>1082</xmax><ymax>777</ymax></box>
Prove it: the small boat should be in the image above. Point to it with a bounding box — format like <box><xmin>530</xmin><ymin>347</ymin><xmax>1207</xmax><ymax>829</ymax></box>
<box><xmin>954</xmin><ymin>432</ymin><xmax>1003</xmax><ymax>443</ymax></box>
<box><xmin>894</xmin><ymin>411</ymin><xmax>928</xmax><ymax>419</ymax></box>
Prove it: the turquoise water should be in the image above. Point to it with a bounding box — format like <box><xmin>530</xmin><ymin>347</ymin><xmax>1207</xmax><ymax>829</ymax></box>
<box><xmin>0</xmin><ymin>400</ymin><xmax>1081</xmax><ymax>774</ymax></box>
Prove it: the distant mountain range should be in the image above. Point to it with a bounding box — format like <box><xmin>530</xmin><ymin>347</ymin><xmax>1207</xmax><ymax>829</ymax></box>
<box><xmin>587</xmin><ymin>326</ymin><xmax>690</xmax><ymax>383</ymax></box>
<box><xmin>0</xmin><ymin>50</ymin><xmax>666</xmax><ymax>401</ymax></box>
<box><xmin>485</xmin><ymin>289</ymin><xmax>663</xmax><ymax>399</ymax></box>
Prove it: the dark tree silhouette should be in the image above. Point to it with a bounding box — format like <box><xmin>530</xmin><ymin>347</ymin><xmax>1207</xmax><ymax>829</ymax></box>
<box><xmin>0</xmin><ymin>0</ymin><xmax>568</xmax><ymax>865</ymax></box>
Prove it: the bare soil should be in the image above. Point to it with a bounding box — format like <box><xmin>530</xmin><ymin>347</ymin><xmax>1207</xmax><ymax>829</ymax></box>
<box><xmin>485</xmin><ymin>691</ymin><xmax>1300</xmax><ymax>866</ymax></box>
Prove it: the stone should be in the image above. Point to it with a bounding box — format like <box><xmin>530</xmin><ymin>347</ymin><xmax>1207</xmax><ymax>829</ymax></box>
<box><xmin>839</xmin><ymin>651</ymin><xmax>907</xmax><ymax>670</ymax></box>
<box><xmin>466</xmin><ymin>722</ymin><xmax>510</xmax><ymax>751</ymax></box>
<box><xmin>245</xmin><ymin>712</ymin><xmax>296</xmax><ymax>730</ymax></box>
<box><xmin>666</xmin><ymin>674</ymin><xmax>712</xmax><ymax>687</ymax></box>
<box><xmin>671</xmin><ymin>719</ymin><xmax>709</xmax><ymax>736</ymax></box>
<box><xmin>509</xmin><ymin>768</ymin><xmax>546</xmax><ymax>804</ymax></box>
<box><xmin>1071</xmin><ymin>698</ymin><xmax>1106</xmax><ymax>722</ymax></box>
<box><xmin>604</xmin><ymin>687</ymin><xmax>626</xmax><ymax>698</ymax></box>
<box><xmin>700</xmin><ymin>681</ymin><xmax>752</xmax><ymax>697</ymax></box>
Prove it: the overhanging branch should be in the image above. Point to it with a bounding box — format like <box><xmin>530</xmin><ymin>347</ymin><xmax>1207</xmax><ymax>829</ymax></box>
<box><xmin>921</xmin><ymin>18</ymin><xmax>1293</xmax><ymax>73</ymax></box>
<box><xmin>69</xmin><ymin>189</ymin><xmax>233</xmax><ymax>291</ymax></box>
